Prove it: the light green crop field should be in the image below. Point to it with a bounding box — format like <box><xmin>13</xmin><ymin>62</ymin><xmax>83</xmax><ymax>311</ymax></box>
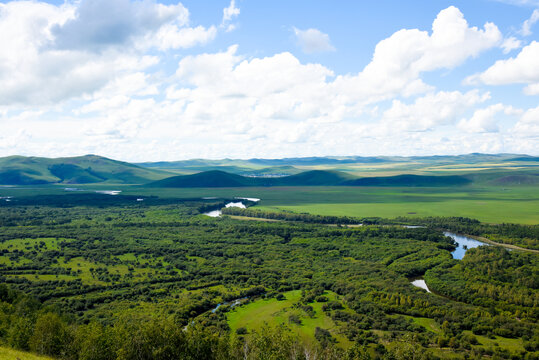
<box><xmin>227</xmin><ymin>290</ymin><xmax>353</xmax><ymax>348</ymax></box>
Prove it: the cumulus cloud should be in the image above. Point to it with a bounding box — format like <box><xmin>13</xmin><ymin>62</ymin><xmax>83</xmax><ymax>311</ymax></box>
<box><xmin>293</xmin><ymin>27</ymin><xmax>336</xmax><ymax>54</ymax></box>
<box><xmin>151</xmin><ymin>24</ymin><xmax>216</xmax><ymax>51</ymax></box>
<box><xmin>0</xmin><ymin>0</ymin><xmax>218</xmax><ymax>106</ymax></box>
<box><xmin>325</xmin><ymin>6</ymin><xmax>501</xmax><ymax>106</ymax></box>
<box><xmin>512</xmin><ymin>105</ymin><xmax>539</xmax><ymax>137</ymax></box>
<box><xmin>51</xmin><ymin>0</ymin><xmax>215</xmax><ymax>51</ymax></box>
<box><xmin>523</xmin><ymin>83</ymin><xmax>539</xmax><ymax>95</ymax></box>
<box><xmin>381</xmin><ymin>90</ymin><xmax>490</xmax><ymax>132</ymax></box>
<box><xmin>466</xmin><ymin>41</ymin><xmax>539</xmax><ymax>93</ymax></box>
<box><xmin>1</xmin><ymin>4</ymin><xmax>534</xmax><ymax>160</ymax></box>
<box><xmin>52</xmin><ymin>0</ymin><xmax>188</xmax><ymax>50</ymax></box>
<box><xmin>458</xmin><ymin>104</ymin><xmax>521</xmax><ymax>133</ymax></box>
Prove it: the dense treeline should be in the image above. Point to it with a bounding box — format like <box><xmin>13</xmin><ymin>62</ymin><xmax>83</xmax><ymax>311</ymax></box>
<box><xmin>425</xmin><ymin>246</ymin><xmax>538</xmax><ymax>321</ymax></box>
<box><xmin>394</xmin><ymin>216</ymin><xmax>539</xmax><ymax>250</ymax></box>
<box><xmin>222</xmin><ymin>209</ymin><xmax>539</xmax><ymax>250</ymax></box>
<box><xmin>0</xmin><ymin>282</ymin><xmax>454</xmax><ymax>360</ymax></box>
<box><xmin>222</xmin><ymin>207</ymin><xmax>384</xmax><ymax>225</ymax></box>
<box><xmin>0</xmin><ymin>200</ymin><xmax>537</xmax><ymax>359</ymax></box>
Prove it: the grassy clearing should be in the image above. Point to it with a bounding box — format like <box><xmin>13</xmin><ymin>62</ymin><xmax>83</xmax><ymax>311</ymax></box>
<box><xmin>403</xmin><ymin>316</ymin><xmax>442</xmax><ymax>335</ymax></box>
<box><xmin>403</xmin><ymin>316</ymin><xmax>525</xmax><ymax>353</ymax></box>
<box><xmin>0</xmin><ymin>346</ymin><xmax>55</xmax><ymax>360</ymax></box>
<box><xmin>227</xmin><ymin>290</ymin><xmax>353</xmax><ymax>348</ymax></box>
<box><xmin>463</xmin><ymin>331</ymin><xmax>525</xmax><ymax>353</ymax></box>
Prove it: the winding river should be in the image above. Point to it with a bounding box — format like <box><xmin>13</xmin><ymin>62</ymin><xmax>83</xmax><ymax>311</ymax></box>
<box><xmin>445</xmin><ymin>231</ymin><xmax>488</xmax><ymax>260</ymax></box>
<box><xmin>410</xmin><ymin>231</ymin><xmax>488</xmax><ymax>292</ymax></box>
<box><xmin>203</xmin><ymin>198</ymin><xmax>260</xmax><ymax>217</ymax></box>
<box><xmin>410</xmin><ymin>279</ymin><xmax>431</xmax><ymax>293</ymax></box>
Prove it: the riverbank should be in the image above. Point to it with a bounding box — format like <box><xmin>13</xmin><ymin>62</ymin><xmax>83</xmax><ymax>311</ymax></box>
<box><xmin>464</xmin><ymin>234</ymin><xmax>539</xmax><ymax>254</ymax></box>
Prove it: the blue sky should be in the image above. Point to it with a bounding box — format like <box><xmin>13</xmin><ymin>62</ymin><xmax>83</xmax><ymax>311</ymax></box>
<box><xmin>0</xmin><ymin>0</ymin><xmax>537</xmax><ymax>160</ymax></box>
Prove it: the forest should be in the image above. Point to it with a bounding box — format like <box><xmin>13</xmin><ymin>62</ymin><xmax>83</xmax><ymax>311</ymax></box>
<box><xmin>0</xmin><ymin>195</ymin><xmax>537</xmax><ymax>359</ymax></box>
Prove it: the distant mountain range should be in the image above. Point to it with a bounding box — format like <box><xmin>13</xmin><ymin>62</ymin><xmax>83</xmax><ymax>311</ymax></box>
<box><xmin>137</xmin><ymin>153</ymin><xmax>536</xmax><ymax>170</ymax></box>
<box><xmin>0</xmin><ymin>153</ymin><xmax>536</xmax><ymax>186</ymax></box>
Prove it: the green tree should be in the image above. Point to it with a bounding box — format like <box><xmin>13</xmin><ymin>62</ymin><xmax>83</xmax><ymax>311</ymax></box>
<box><xmin>29</xmin><ymin>312</ymin><xmax>70</xmax><ymax>356</ymax></box>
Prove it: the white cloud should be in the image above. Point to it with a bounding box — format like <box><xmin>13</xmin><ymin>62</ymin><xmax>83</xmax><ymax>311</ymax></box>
<box><xmin>458</xmin><ymin>104</ymin><xmax>521</xmax><ymax>133</ymax></box>
<box><xmin>512</xmin><ymin>105</ymin><xmax>539</xmax><ymax>137</ymax></box>
<box><xmin>466</xmin><ymin>41</ymin><xmax>539</xmax><ymax>90</ymax></box>
<box><xmin>1</xmin><ymin>4</ymin><xmax>535</xmax><ymax>160</ymax></box>
<box><xmin>0</xmin><ymin>0</ymin><xmax>219</xmax><ymax>106</ymax></box>
<box><xmin>221</xmin><ymin>0</ymin><xmax>240</xmax><ymax>32</ymax></box>
<box><xmin>523</xmin><ymin>82</ymin><xmax>539</xmax><ymax>95</ymax></box>
<box><xmin>521</xmin><ymin>9</ymin><xmax>539</xmax><ymax>35</ymax></box>
<box><xmin>501</xmin><ymin>36</ymin><xmax>522</xmax><ymax>53</ymax></box>
<box><xmin>150</xmin><ymin>24</ymin><xmax>216</xmax><ymax>51</ymax></box>
<box><xmin>493</xmin><ymin>0</ymin><xmax>539</xmax><ymax>6</ymax></box>
<box><xmin>51</xmin><ymin>0</ymin><xmax>189</xmax><ymax>51</ymax></box>
<box><xmin>382</xmin><ymin>90</ymin><xmax>490</xmax><ymax>132</ymax></box>
<box><xmin>331</xmin><ymin>6</ymin><xmax>501</xmax><ymax>104</ymax></box>
<box><xmin>293</xmin><ymin>27</ymin><xmax>336</xmax><ymax>54</ymax></box>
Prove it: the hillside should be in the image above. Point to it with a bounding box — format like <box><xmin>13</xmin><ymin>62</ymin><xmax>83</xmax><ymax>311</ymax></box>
<box><xmin>136</xmin><ymin>159</ymin><xmax>302</xmax><ymax>176</ymax></box>
<box><xmin>343</xmin><ymin>174</ymin><xmax>472</xmax><ymax>187</ymax></box>
<box><xmin>0</xmin><ymin>346</ymin><xmax>55</xmax><ymax>360</ymax></box>
<box><xmin>0</xmin><ymin>155</ymin><xmax>171</xmax><ymax>185</ymax></box>
<box><xmin>271</xmin><ymin>170</ymin><xmax>354</xmax><ymax>186</ymax></box>
<box><xmin>146</xmin><ymin>170</ymin><xmax>474</xmax><ymax>188</ymax></box>
<box><xmin>146</xmin><ymin>170</ymin><xmax>261</xmax><ymax>187</ymax></box>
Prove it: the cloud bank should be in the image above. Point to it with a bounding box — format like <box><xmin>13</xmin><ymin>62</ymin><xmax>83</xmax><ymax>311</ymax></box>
<box><xmin>0</xmin><ymin>2</ymin><xmax>536</xmax><ymax>160</ymax></box>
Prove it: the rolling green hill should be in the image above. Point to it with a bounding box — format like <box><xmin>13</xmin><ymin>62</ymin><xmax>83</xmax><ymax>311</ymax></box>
<box><xmin>146</xmin><ymin>170</ymin><xmax>474</xmax><ymax>188</ymax></box>
<box><xmin>343</xmin><ymin>174</ymin><xmax>472</xmax><ymax>187</ymax></box>
<box><xmin>136</xmin><ymin>159</ymin><xmax>302</xmax><ymax>176</ymax></box>
<box><xmin>146</xmin><ymin>170</ymin><xmax>260</xmax><ymax>187</ymax></box>
<box><xmin>271</xmin><ymin>170</ymin><xmax>354</xmax><ymax>186</ymax></box>
<box><xmin>0</xmin><ymin>155</ymin><xmax>172</xmax><ymax>185</ymax></box>
<box><xmin>146</xmin><ymin>169</ymin><xmax>353</xmax><ymax>187</ymax></box>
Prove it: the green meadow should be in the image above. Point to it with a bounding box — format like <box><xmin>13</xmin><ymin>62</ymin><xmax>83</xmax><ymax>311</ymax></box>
<box><xmin>4</xmin><ymin>183</ymin><xmax>536</xmax><ymax>224</ymax></box>
<box><xmin>227</xmin><ymin>290</ymin><xmax>354</xmax><ymax>348</ymax></box>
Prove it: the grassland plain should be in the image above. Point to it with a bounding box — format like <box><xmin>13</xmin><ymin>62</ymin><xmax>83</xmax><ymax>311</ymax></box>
<box><xmin>2</xmin><ymin>183</ymin><xmax>538</xmax><ymax>223</ymax></box>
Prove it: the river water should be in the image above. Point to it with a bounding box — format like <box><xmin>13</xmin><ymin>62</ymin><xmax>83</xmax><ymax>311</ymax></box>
<box><xmin>410</xmin><ymin>279</ymin><xmax>431</xmax><ymax>293</ymax></box>
<box><xmin>410</xmin><ymin>231</ymin><xmax>487</xmax><ymax>292</ymax></box>
<box><xmin>204</xmin><ymin>200</ymin><xmax>250</xmax><ymax>217</ymax></box>
<box><xmin>445</xmin><ymin>231</ymin><xmax>487</xmax><ymax>260</ymax></box>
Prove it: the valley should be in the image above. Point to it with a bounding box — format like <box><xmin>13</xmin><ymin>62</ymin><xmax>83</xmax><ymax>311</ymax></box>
<box><xmin>0</xmin><ymin>154</ymin><xmax>537</xmax><ymax>359</ymax></box>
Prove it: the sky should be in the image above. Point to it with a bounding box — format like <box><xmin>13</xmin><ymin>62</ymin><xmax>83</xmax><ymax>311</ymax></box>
<box><xmin>0</xmin><ymin>0</ymin><xmax>538</xmax><ymax>161</ymax></box>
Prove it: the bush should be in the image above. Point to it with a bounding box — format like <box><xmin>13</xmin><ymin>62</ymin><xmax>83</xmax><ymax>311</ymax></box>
<box><xmin>236</xmin><ymin>327</ymin><xmax>248</xmax><ymax>335</ymax></box>
<box><xmin>288</xmin><ymin>314</ymin><xmax>302</xmax><ymax>325</ymax></box>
